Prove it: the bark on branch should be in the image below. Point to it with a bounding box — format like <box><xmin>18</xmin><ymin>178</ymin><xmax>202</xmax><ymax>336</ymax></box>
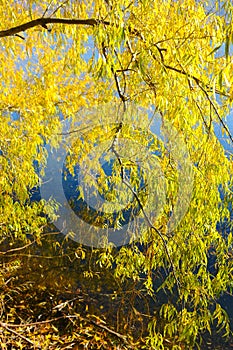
<box><xmin>0</xmin><ymin>17</ymin><xmax>110</xmax><ymax>38</ymax></box>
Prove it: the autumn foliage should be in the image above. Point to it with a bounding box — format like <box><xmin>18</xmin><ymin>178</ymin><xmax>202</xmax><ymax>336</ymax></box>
<box><xmin>0</xmin><ymin>1</ymin><xmax>233</xmax><ymax>349</ymax></box>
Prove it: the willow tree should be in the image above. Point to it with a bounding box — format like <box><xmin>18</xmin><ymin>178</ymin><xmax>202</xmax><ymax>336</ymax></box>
<box><xmin>0</xmin><ymin>0</ymin><xmax>233</xmax><ymax>349</ymax></box>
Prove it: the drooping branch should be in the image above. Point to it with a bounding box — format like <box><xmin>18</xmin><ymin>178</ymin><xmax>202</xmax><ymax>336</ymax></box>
<box><xmin>108</xmin><ymin>128</ymin><xmax>181</xmax><ymax>296</ymax></box>
<box><xmin>198</xmin><ymin>84</ymin><xmax>233</xmax><ymax>144</ymax></box>
<box><xmin>0</xmin><ymin>17</ymin><xmax>110</xmax><ymax>38</ymax></box>
<box><xmin>164</xmin><ymin>64</ymin><xmax>230</xmax><ymax>98</ymax></box>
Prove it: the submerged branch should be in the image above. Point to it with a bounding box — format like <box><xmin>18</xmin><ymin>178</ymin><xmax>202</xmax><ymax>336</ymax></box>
<box><xmin>0</xmin><ymin>322</ymin><xmax>36</xmax><ymax>347</ymax></box>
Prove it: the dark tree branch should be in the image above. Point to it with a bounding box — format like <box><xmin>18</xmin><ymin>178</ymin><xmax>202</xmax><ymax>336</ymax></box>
<box><xmin>14</xmin><ymin>33</ymin><xmax>25</xmax><ymax>40</ymax></box>
<box><xmin>163</xmin><ymin>64</ymin><xmax>229</xmax><ymax>98</ymax></box>
<box><xmin>101</xmin><ymin>45</ymin><xmax>128</xmax><ymax>107</ymax></box>
<box><xmin>0</xmin><ymin>17</ymin><xmax>110</xmax><ymax>38</ymax></box>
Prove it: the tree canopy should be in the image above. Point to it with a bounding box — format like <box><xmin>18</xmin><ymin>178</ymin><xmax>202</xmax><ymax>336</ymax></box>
<box><xmin>0</xmin><ymin>0</ymin><xmax>233</xmax><ymax>349</ymax></box>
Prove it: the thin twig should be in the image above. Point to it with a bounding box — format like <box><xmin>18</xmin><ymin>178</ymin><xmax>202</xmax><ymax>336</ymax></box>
<box><xmin>163</xmin><ymin>64</ymin><xmax>229</xmax><ymax>98</ymax></box>
<box><xmin>0</xmin><ymin>322</ymin><xmax>37</xmax><ymax>347</ymax></box>
<box><xmin>114</xmin><ymin>49</ymin><xmax>127</xmax><ymax>98</ymax></box>
<box><xmin>102</xmin><ymin>45</ymin><xmax>128</xmax><ymax>108</ymax></box>
<box><xmin>42</xmin><ymin>0</ymin><xmax>54</xmax><ymax>17</ymax></box>
<box><xmin>50</xmin><ymin>0</ymin><xmax>69</xmax><ymax>17</ymax></box>
<box><xmin>14</xmin><ymin>33</ymin><xmax>25</xmax><ymax>40</ymax></box>
<box><xmin>193</xmin><ymin>99</ymin><xmax>211</xmax><ymax>136</ymax></box>
<box><xmin>109</xmin><ymin>134</ymin><xmax>181</xmax><ymax>295</ymax></box>
<box><xmin>198</xmin><ymin>83</ymin><xmax>233</xmax><ymax>144</ymax></box>
<box><xmin>0</xmin><ymin>239</ymin><xmax>36</xmax><ymax>255</ymax></box>
<box><xmin>0</xmin><ymin>314</ymin><xmax>133</xmax><ymax>347</ymax></box>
